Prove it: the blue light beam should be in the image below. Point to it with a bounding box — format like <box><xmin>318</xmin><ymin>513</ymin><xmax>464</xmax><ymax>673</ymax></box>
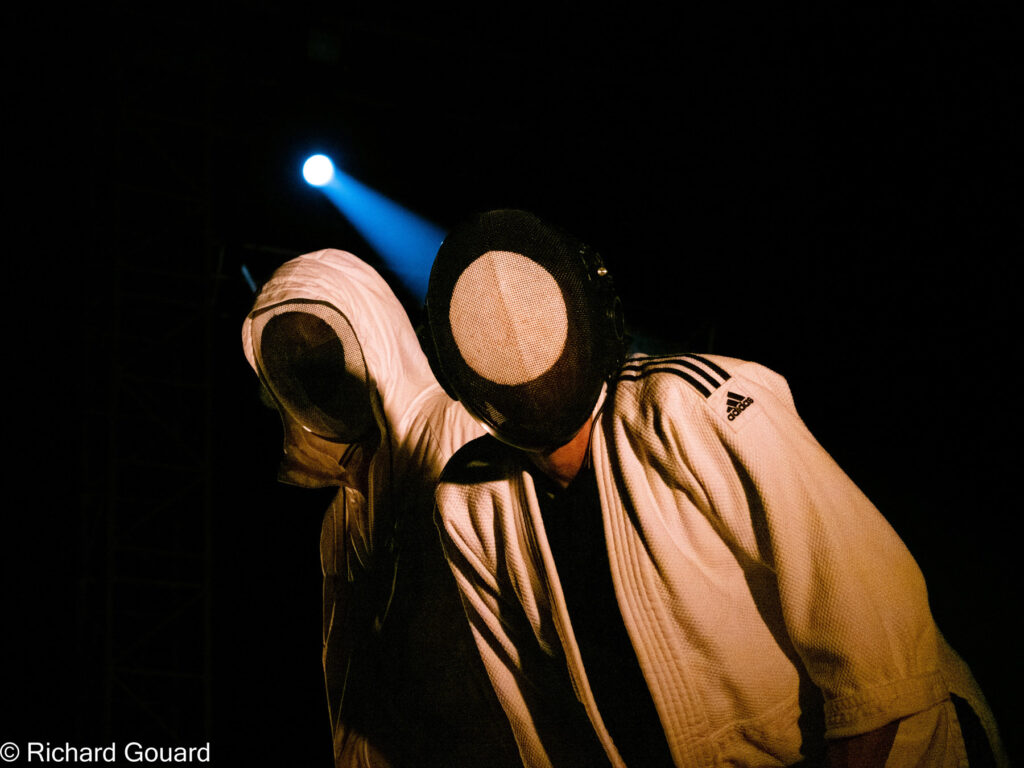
<box><xmin>304</xmin><ymin>157</ymin><xmax>444</xmax><ymax>302</ymax></box>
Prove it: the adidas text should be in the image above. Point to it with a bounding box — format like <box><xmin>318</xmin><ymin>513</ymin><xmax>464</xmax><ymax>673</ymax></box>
<box><xmin>726</xmin><ymin>392</ymin><xmax>754</xmax><ymax>421</ymax></box>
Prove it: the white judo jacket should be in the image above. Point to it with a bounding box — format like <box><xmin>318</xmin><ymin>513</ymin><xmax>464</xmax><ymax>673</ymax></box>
<box><xmin>242</xmin><ymin>250</ymin><xmax>519</xmax><ymax>768</ymax></box>
<box><xmin>436</xmin><ymin>353</ymin><xmax>1005</xmax><ymax>768</ymax></box>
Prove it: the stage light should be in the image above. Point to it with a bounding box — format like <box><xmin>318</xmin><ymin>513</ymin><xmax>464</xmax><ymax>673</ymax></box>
<box><xmin>302</xmin><ymin>154</ymin><xmax>335</xmax><ymax>187</ymax></box>
<box><xmin>303</xmin><ymin>161</ymin><xmax>443</xmax><ymax>302</ymax></box>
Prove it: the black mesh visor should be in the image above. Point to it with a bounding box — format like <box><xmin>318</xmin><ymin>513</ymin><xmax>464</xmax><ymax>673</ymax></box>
<box><xmin>250</xmin><ymin>300</ymin><xmax>373</xmax><ymax>443</ymax></box>
<box><xmin>427</xmin><ymin>210</ymin><xmax>616</xmax><ymax>451</ymax></box>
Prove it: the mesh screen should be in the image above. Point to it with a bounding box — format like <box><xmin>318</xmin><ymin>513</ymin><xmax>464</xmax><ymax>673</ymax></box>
<box><xmin>250</xmin><ymin>300</ymin><xmax>372</xmax><ymax>443</ymax></box>
<box><xmin>449</xmin><ymin>250</ymin><xmax>569</xmax><ymax>386</ymax></box>
<box><xmin>428</xmin><ymin>210</ymin><xmax>618</xmax><ymax>451</ymax></box>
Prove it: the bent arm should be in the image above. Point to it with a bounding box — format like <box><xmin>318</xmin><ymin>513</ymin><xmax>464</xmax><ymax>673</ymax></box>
<box><xmin>644</xmin><ymin>364</ymin><xmax>949</xmax><ymax>739</ymax></box>
<box><xmin>321</xmin><ymin>486</ymin><xmax>397</xmax><ymax>768</ymax></box>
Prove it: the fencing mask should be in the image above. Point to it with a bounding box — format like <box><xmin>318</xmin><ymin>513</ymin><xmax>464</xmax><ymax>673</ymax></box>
<box><xmin>426</xmin><ymin>209</ymin><xmax>625</xmax><ymax>452</ymax></box>
<box><xmin>248</xmin><ymin>299</ymin><xmax>375</xmax><ymax>444</ymax></box>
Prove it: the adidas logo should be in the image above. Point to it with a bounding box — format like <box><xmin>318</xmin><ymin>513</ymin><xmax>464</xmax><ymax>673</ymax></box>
<box><xmin>725</xmin><ymin>391</ymin><xmax>754</xmax><ymax>421</ymax></box>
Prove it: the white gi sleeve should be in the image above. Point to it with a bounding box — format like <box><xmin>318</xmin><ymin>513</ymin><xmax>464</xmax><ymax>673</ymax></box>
<box><xmin>642</xmin><ymin>361</ymin><xmax>949</xmax><ymax>740</ymax></box>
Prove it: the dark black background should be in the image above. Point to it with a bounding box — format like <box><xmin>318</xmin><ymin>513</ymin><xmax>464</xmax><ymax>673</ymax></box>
<box><xmin>7</xmin><ymin>2</ymin><xmax>1019</xmax><ymax>765</ymax></box>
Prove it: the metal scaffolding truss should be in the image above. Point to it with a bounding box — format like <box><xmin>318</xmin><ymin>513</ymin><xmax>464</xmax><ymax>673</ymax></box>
<box><xmin>77</xmin><ymin>8</ymin><xmax>216</xmax><ymax>741</ymax></box>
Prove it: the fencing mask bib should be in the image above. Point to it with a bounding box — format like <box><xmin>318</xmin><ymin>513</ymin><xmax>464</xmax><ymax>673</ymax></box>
<box><xmin>248</xmin><ymin>299</ymin><xmax>374</xmax><ymax>444</ymax></box>
<box><xmin>427</xmin><ymin>209</ymin><xmax>625</xmax><ymax>452</ymax></box>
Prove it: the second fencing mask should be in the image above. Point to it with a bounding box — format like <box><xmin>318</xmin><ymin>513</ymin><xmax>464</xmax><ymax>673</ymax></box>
<box><xmin>427</xmin><ymin>209</ymin><xmax>625</xmax><ymax>452</ymax></box>
<box><xmin>248</xmin><ymin>299</ymin><xmax>375</xmax><ymax>444</ymax></box>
